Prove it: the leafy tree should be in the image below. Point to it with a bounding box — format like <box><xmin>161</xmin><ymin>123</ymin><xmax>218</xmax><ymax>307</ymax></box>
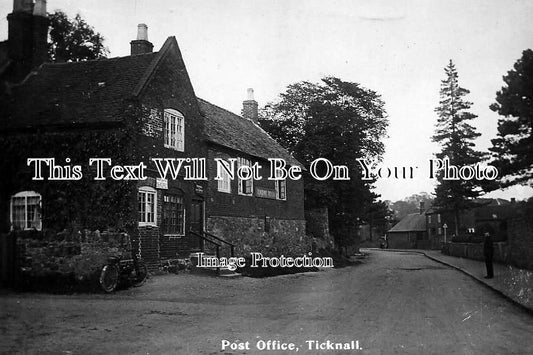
<box><xmin>259</xmin><ymin>77</ymin><xmax>388</xmax><ymax>249</ymax></box>
<box><xmin>390</xmin><ymin>193</ymin><xmax>434</xmax><ymax>221</ymax></box>
<box><xmin>489</xmin><ymin>49</ymin><xmax>533</xmax><ymax>186</ymax></box>
<box><xmin>432</xmin><ymin>60</ymin><xmax>484</xmax><ymax>235</ymax></box>
<box><xmin>48</xmin><ymin>11</ymin><xmax>109</xmax><ymax>62</ymax></box>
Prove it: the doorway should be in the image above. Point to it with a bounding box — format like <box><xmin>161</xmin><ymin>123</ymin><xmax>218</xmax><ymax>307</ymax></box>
<box><xmin>190</xmin><ymin>200</ymin><xmax>204</xmax><ymax>250</ymax></box>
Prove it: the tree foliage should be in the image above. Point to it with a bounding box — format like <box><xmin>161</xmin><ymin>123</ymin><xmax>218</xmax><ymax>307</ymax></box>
<box><xmin>389</xmin><ymin>192</ymin><xmax>434</xmax><ymax>221</ymax></box>
<box><xmin>259</xmin><ymin>77</ymin><xmax>389</xmax><ymax>247</ymax></box>
<box><xmin>489</xmin><ymin>49</ymin><xmax>533</xmax><ymax>186</ymax></box>
<box><xmin>432</xmin><ymin>60</ymin><xmax>484</xmax><ymax>235</ymax></box>
<box><xmin>48</xmin><ymin>11</ymin><xmax>109</xmax><ymax>62</ymax></box>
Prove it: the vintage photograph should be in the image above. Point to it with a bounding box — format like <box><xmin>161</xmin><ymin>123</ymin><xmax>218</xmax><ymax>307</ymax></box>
<box><xmin>1</xmin><ymin>0</ymin><xmax>532</xmax><ymax>354</ymax></box>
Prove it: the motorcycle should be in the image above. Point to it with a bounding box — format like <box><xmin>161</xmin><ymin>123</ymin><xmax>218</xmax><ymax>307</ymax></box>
<box><xmin>99</xmin><ymin>253</ymin><xmax>148</xmax><ymax>293</ymax></box>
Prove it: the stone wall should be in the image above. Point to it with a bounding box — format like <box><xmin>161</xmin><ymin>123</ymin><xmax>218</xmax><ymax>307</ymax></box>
<box><xmin>16</xmin><ymin>230</ymin><xmax>133</xmax><ymax>287</ymax></box>
<box><xmin>207</xmin><ymin>216</ymin><xmax>309</xmax><ymax>256</ymax></box>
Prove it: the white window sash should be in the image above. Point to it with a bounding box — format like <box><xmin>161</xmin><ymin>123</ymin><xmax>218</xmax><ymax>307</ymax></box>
<box><xmin>164</xmin><ymin>109</ymin><xmax>185</xmax><ymax>151</ymax></box>
<box><xmin>217</xmin><ymin>168</ymin><xmax>231</xmax><ymax>193</ymax></box>
<box><xmin>10</xmin><ymin>191</ymin><xmax>42</xmax><ymax>231</ymax></box>
<box><xmin>238</xmin><ymin>157</ymin><xmax>253</xmax><ymax>196</ymax></box>
<box><xmin>138</xmin><ymin>187</ymin><xmax>157</xmax><ymax>226</ymax></box>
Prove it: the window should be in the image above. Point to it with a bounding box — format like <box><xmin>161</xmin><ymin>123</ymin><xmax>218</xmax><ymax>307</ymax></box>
<box><xmin>138</xmin><ymin>186</ymin><xmax>157</xmax><ymax>226</ymax></box>
<box><xmin>275</xmin><ymin>180</ymin><xmax>287</xmax><ymax>200</ymax></box>
<box><xmin>273</xmin><ymin>166</ymin><xmax>287</xmax><ymax>200</ymax></box>
<box><xmin>437</xmin><ymin>214</ymin><xmax>441</xmax><ymax>223</ymax></box>
<box><xmin>217</xmin><ymin>166</ymin><xmax>231</xmax><ymax>193</ymax></box>
<box><xmin>428</xmin><ymin>215</ymin><xmax>432</xmax><ymax>224</ymax></box>
<box><xmin>164</xmin><ymin>109</ymin><xmax>184</xmax><ymax>151</ymax></box>
<box><xmin>238</xmin><ymin>157</ymin><xmax>253</xmax><ymax>196</ymax></box>
<box><xmin>10</xmin><ymin>191</ymin><xmax>42</xmax><ymax>231</ymax></box>
<box><xmin>163</xmin><ymin>193</ymin><xmax>185</xmax><ymax>236</ymax></box>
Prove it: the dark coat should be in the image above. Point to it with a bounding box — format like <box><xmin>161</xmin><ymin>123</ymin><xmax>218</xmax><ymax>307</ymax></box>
<box><xmin>483</xmin><ymin>234</ymin><xmax>494</xmax><ymax>259</ymax></box>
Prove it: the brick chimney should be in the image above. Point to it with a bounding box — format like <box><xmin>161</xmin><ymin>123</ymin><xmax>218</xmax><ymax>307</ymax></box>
<box><xmin>242</xmin><ymin>88</ymin><xmax>258</xmax><ymax>123</ymax></box>
<box><xmin>6</xmin><ymin>0</ymin><xmax>49</xmax><ymax>81</ymax></box>
<box><xmin>130</xmin><ymin>24</ymin><xmax>154</xmax><ymax>55</ymax></box>
<box><xmin>419</xmin><ymin>201</ymin><xmax>425</xmax><ymax>215</ymax></box>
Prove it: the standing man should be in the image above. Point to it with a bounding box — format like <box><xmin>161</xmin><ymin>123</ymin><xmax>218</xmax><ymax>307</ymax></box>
<box><xmin>483</xmin><ymin>232</ymin><xmax>494</xmax><ymax>279</ymax></box>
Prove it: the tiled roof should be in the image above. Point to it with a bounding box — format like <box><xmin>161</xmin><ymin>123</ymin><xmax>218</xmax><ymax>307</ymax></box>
<box><xmin>1</xmin><ymin>38</ymin><xmax>302</xmax><ymax>168</ymax></box>
<box><xmin>388</xmin><ymin>213</ymin><xmax>426</xmax><ymax>232</ymax></box>
<box><xmin>2</xmin><ymin>52</ymin><xmax>158</xmax><ymax>128</ymax></box>
<box><xmin>198</xmin><ymin>98</ymin><xmax>302</xmax><ymax>167</ymax></box>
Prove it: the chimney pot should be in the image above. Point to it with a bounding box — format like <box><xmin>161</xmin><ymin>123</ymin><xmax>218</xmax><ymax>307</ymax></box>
<box><xmin>247</xmin><ymin>88</ymin><xmax>254</xmax><ymax>100</ymax></box>
<box><xmin>137</xmin><ymin>23</ymin><xmax>148</xmax><ymax>41</ymax></box>
<box><xmin>32</xmin><ymin>0</ymin><xmax>47</xmax><ymax>17</ymax></box>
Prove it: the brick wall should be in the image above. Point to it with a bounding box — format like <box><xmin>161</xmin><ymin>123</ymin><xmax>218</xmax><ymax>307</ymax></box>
<box><xmin>132</xmin><ymin>45</ymin><xmax>208</xmax><ymax>267</ymax></box>
<box><xmin>205</xmin><ymin>148</ymin><xmax>305</xmax><ymax>220</ymax></box>
<box><xmin>446</xmin><ymin>242</ymin><xmax>508</xmax><ymax>262</ymax></box>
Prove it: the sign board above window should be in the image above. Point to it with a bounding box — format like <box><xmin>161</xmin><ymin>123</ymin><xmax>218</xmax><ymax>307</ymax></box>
<box><xmin>255</xmin><ymin>187</ymin><xmax>276</xmax><ymax>199</ymax></box>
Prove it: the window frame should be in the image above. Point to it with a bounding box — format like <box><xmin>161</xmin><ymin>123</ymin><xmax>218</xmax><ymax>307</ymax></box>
<box><xmin>138</xmin><ymin>186</ymin><xmax>157</xmax><ymax>226</ymax></box>
<box><xmin>162</xmin><ymin>192</ymin><xmax>186</xmax><ymax>237</ymax></box>
<box><xmin>237</xmin><ymin>157</ymin><xmax>254</xmax><ymax>196</ymax></box>
<box><xmin>275</xmin><ymin>179</ymin><xmax>287</xmax><ymax>201</ymax></box>
<box><xmin>217</xmin><ymin>166</ymin><xmax>231</xmax><ymax>193</ymax></box>
<box><xmin>163</xmin><ymin>108</ymin><xmax>185</xmax><ymax>152</ymax></box>
<box><xmin>10</xmin><ymin>191</ymin><xmax>42</xmax><ymax>231</ymax></box>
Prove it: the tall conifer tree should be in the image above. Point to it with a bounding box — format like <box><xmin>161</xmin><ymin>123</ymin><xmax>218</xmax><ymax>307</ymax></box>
<box><xmin>432</xmin><ymin>60</ymin><xmax>484</xmax><ymax>236</ymax></box>
<box><xmin>489</xmin><ymin>49</ymin><xmax>533</xmax><ymax>186</ymax></box>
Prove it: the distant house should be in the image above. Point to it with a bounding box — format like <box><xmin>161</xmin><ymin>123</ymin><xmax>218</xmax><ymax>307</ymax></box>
<box><xmin>0</xmin><ymin>1</ymin><xmax>307</xmax><ymax>270</ymax></box>
<box><xmin>387</xmin><ymin>212</ymin><xmax>427</xmax><ymax>249</ymax></box>
<box><xmin>427</xmin><ymin>198</ymin><xmax>516</xmax><ymax>243</ymax></box>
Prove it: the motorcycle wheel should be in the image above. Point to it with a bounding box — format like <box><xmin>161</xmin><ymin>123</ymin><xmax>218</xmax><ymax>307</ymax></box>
<box><xmin>132</xmin><ymin>261</ymin><xmax>148</xmax><ymax>287</ymax></box>
<box><xmin>99</xmin><ymin>264</ymin><xmax>119</xmax><ymax>293</ymax></box>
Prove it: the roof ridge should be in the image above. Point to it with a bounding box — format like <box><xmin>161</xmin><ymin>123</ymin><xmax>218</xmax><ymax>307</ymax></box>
<box><xmin>41</xmin><ymin>52</ymin><xmax>158</xmax><ymax>67</ymax></box>
<box><xmin>199</xmin><ymin>97</ymin><xmax>305</xmax><ymax>169</ymax></box>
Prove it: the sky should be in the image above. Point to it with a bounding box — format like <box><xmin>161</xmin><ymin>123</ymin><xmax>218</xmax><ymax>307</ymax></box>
<box><xmin>1</xmin><ymin>0</ymin><xmax>532</xmax><ymax>202</ymax></box>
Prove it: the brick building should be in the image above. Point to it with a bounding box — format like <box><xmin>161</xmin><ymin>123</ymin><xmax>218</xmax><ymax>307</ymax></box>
<box><xmin>0</xmin><ymin>1</ymin><xmax>307</xmax><ymax>269</ymax></box>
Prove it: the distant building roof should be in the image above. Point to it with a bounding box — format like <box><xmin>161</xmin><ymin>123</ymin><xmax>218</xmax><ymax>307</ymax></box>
<box><xmin>198</xmin><ymin>98</ymin><xmax>302</xmax><ymax>167</ymax></box>
<box><xmin>388</xmin><ymin>213</ymin><xmax>426</xmax><ymax>233</ymax></box>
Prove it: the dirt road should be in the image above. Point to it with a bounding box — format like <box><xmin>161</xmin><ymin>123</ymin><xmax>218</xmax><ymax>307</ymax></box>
<box><xmin>1</xmin><ymin>250</ymin><xmax>533</xmax><ymax>354</ymax></box>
